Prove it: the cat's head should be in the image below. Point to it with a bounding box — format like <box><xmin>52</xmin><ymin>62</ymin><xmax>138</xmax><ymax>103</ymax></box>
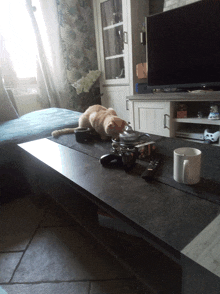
<box><xmin>105</xmin><ymin>117</ymin><xmax>127</xmax><ymax>138</ymax></box>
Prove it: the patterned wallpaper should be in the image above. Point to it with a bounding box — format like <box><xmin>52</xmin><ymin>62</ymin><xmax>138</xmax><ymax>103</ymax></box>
<box><xmin>56</xmin><ymin>0</ymin><xmax>98</xmax><ymax>84</ymax></box>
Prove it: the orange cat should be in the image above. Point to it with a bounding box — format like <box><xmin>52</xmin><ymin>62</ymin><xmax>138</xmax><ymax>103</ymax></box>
<box><xmin>51</xmin><ymin>105</ymin><xmax>127</xmax><ymax>140</ymax></box>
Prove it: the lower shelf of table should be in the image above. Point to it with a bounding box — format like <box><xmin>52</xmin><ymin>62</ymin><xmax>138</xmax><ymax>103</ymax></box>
<box><xmin>53</xmin><ymin>192</ymin><xmax>182</xmax><ymax>294</ymax></box>
<box><xmin>22</xmin><ymin>147</ymin><xmax>182</xmax><ymax>294</ymax></box>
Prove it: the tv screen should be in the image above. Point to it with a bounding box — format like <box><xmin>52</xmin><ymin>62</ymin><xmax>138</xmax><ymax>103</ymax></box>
<box><xmin>147</xmin><ymin>0</ymin><xmax>220</xmax><ymax>90</ymax></box>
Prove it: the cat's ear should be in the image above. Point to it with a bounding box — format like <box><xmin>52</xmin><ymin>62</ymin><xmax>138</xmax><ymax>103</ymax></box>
<box><xmin>108</xmin><ymin>122</ymin><xmax>115</xmax><ymax>129</ymax></box>
<box><xmin>115</xmin><ymin>119</ymin><xmax>127</xmax><ymax>128</ymax></box>
<box><xmin>122</xmin><ymin>120</ymin><xmax>127</xmax><ymax>128</ymax></box>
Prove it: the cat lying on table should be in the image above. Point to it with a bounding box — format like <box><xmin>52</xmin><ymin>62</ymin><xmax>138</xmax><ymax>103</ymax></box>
<box><xmin>51</xmin><ymin>105</ymin><xmax>127</xmax><ymax>140</ymax></box>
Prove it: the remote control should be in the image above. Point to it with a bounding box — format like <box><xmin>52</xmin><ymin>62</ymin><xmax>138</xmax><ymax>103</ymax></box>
<box><xmin>141</xmin><ymin>157</ymin><xmax>161</xmax><ymax>180</ymax></box>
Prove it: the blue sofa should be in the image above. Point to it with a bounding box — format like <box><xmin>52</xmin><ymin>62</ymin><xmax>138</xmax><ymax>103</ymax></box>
<box><xmin>0</xmin><ymin>107</ymin><xmax>82</xmax><ymax>204</ymax></box>
<box><xmin>0</xmin><ymin>73</ymin><xmax>82</xmax><ymax>145</ymax></box>
<box><xmin>0</xmin><ymin>80</ymin><xmax>82</xmax><ymax>203</ymax></box>
<box><xmin>0</xmin><ymin>107</ymin><xmax>81</xmax><ymax>146</ymax></box>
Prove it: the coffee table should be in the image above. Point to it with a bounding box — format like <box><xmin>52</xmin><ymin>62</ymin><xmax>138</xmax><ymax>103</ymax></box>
<box><xmin>18</xmin><ymin>135</ymin><xmax>220</xmax><ymax>294</ymax></box>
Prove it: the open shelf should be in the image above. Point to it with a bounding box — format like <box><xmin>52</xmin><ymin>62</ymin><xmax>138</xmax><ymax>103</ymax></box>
<box><xmin>174</xmin><ymin>118</ymin><xmax>220</xmax><ymax>125</ymax></box>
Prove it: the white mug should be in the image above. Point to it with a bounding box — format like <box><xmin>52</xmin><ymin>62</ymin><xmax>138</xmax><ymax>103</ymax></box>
<box><xmin>173</xmin><ymin>147</ymin><xmax>202</xmax><ymax>185</ymax></box>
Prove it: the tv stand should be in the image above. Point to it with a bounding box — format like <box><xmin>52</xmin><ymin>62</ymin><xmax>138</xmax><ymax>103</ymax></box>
<box><xmin>128</xmin><ymin>91</ymin><xmax>220</xmax><ymax>146</ymax></box>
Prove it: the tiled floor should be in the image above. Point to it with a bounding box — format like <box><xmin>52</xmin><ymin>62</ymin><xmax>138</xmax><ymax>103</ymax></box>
<box><xmin>0</xmin><ymin>195</ymin><xmax>150</xmax><ymax>294</ymax></box>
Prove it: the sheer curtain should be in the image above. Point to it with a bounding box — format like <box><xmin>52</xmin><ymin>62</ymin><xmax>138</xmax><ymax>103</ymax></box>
<box><xmin>0</xmin><ymin>1</ymin><xmax>37</xmax><ymax>82</ymax></box>
<box><xmin>26</xmin><ymin>0</ymin><xmax>72</xmax><ymax>109</ymax></box>
<box><xmin>0</xmin><ymin>0</ymin><xmax>72</xmax><ymax>110</ymax></box>
<box><xmin>0</xmin><ymin>69</ymin><xmax>19</xmax><ymax>122</ymax></box>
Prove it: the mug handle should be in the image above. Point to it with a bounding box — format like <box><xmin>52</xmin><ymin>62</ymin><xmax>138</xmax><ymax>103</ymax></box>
<box><xmin>182</xmin><ymin>159</ymin><xmax>190</xmax><ymax>183</ymax></box>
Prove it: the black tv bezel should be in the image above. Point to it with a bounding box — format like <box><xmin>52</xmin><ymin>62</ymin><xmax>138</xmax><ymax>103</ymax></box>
<box><xmin>146</xmin><ymin>81</ymin><xmax>220</xmax><ymax>91</ymax></box>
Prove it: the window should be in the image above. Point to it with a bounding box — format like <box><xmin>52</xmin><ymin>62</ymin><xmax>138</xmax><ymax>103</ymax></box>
<box><xmin>0</xmin><ymin>0</ymin><xmax>37</xmax><ymax>79</ymax></box>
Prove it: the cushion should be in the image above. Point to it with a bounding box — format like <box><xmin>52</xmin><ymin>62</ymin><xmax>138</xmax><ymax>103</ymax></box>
<box><xmin>0</xmin><ymin>108</ymin><xmax>82</xmax><ymax>146</ymax></box>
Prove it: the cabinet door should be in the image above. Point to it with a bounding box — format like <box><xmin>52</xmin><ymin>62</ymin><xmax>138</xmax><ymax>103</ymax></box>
<box><xmin>133</xmin><ymin>101</ymin><xmax>171</xmax><ymax>137</ymax></box>
<box><xmin>95</xmin><ymin>0</ymin><xmax>129</xmax><ymax>85</ymax></box>
<box><xmin>102</xmin><ymin>86</ymin><xmax>130</xmax><ymax>121</ymax></box>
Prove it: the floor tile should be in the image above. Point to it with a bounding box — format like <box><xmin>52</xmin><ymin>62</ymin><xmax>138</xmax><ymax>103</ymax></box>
<box><xmin>12</xmin><ymin>227</ymin><xmax>131</xmax><ymax>283</ymax></box>
<box><xmin>90</xmin><ymin>279</ymin><xmax>151</xmax><ymax>294</ymax></box>
<box><xmin>1</xmin><ymin>281</ymin><xmax>89</xmax><ymax>294</ymax></box>
<box><xmin>0</xmin><ymin>252</ymin><xmax>23</xmax><ymax>283</ymax></box>
<box><xmin>0</xmin><ymin>197</ymin><xmax>44</xmax><ymax>252</ymax></box>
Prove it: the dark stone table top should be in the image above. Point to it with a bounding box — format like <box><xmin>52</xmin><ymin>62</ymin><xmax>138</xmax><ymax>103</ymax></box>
<box><xmin>18</xmin><ymin>134</ymin><xmax>220</xmax><ymax>259</ymax></box>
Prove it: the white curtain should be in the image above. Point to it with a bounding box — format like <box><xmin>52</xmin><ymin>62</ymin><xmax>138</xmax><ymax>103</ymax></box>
<box><xmin>0</xmin><ymin>69</ymin><xmax>19</xmax><ymax>121</ymax></box>
<box><xmin>0</xmin><ymin>0</ymin><xmax>72</xmax><ymax>110</ymax></box>
<box><xmin>26</xmin><ymin>0</ymin><xmax>72</xmax><ymax>109</ymax></box>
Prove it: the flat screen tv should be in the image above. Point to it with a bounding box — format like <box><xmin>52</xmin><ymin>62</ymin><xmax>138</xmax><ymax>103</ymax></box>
<box><xmin>147</xmin><ymin>0</ymin><xmax>220</xmax><ymax>90</ymax></box>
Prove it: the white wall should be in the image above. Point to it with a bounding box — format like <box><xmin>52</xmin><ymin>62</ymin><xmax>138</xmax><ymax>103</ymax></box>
<box><xmin>163</xmin><ymin>0</ymin><xmax>200</xmax><ymax>11</ymax></box>
<box><xmin>11</xmin><ymin>79</ymin><xmax>44</xmax><ymax>116</ymax></box>
<box><xmin>14</xmin><ymin>94</ymin><xmax>43</xmax><ymax>116</ymax></box>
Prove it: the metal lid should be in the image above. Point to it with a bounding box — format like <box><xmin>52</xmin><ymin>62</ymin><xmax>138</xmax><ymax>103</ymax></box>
<box><xmin>118</xmin><ymin>123</ymin><xmax>150</xmax><ymax>143</ymax></box>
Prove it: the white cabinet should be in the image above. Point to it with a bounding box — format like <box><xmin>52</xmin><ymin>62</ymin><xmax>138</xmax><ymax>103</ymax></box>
<box><xmin>129</xmin><ymin>99</ymin><xmax>174</xmax><ymax>137</ymax></box>
<box><xmin>128</xmin><ymin>92</ymin><xmax>220</xmax><ymax>145</ymax></box>
<box><xmin>93</xmin><ymin>0</ymin><xmax>149</xmax><ymax>121</ymax></box>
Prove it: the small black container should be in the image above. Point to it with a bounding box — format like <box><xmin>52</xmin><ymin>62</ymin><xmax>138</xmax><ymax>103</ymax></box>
<box><xmin>75</xmin><ymin>128</ymin><xmax>91</xmax><ymax>143</ymax></box>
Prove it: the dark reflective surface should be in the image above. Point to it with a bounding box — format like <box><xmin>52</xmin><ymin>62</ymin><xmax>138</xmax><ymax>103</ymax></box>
<box><xmin>19</xmin><ymin>137</ymin><xmax>220</xmax><ymax>254</ymax></box>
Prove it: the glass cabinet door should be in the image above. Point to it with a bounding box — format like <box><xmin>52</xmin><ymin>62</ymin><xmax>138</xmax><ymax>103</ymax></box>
<box><xmin>99</xmin><ymin>0</ymin><xmax>128</xmax><ymax>84</ymax></box>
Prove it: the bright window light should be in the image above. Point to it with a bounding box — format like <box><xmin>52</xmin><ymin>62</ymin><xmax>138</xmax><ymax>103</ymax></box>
<box><xmin>0</xmin><ymin>0</ymin><xmax>37</xmax><ymax>78</ymax></box>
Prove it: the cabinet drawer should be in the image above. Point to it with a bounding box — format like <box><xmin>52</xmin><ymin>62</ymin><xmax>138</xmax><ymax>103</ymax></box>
<box><xmin>133</xmin><ymin>101</ymin><xmax>171</xmax><ymax>137</ymax></box>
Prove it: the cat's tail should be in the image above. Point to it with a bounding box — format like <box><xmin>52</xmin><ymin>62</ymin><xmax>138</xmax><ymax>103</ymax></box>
<box><xmin>51</xmin><ymin>128</ymin><xmax>76</xmax><ymax>138</ymax></box>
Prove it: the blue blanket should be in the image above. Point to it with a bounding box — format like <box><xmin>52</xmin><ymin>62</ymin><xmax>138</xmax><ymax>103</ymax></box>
<box><xmin>0</xmin><ymin>287</ymin><xmax>7</xmax><ymax>294</ymax></box>
<box><xmin>0</xmin><ymin>108</ymin><xmax>81</xmax><ymax>146</ymax></box>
